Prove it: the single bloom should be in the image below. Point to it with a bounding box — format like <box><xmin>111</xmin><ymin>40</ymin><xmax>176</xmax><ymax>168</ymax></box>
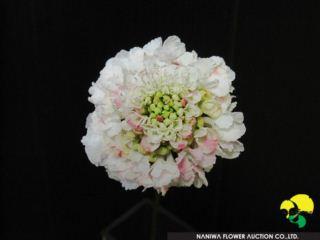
<box><xmin>82</xmin><ymin>36</ymin><xmax>246</xmax><ymax>195</ymax></box>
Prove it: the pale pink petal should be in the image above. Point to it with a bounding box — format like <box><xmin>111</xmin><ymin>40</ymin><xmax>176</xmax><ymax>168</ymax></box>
<box><xmin>170</xmin><ymin>140</ymin><xmax>188</xmax><ymax>150</ymax></box>
<box><xmin>188</xmin><ymin>147</ymin><xmax>203</xmax><ymax>162</ymax></box>
<box><xmin>141</xmin><ymin>136</ymin><xmax>160</xmax><ymax>153</ymax></box>
<box><xmin>201</xmin><ymin>154</ymin><xmax>216</xmax><ymax>169</ymax></box>
<box><xmin>127</xmin><ymin>118</ymin><xmax>138</xmax><ymax>129</ymax></box>
<box><xmin>200</xmin><ymin>138</ymin><xmax>218</xmax><ymax>154</ymax></box>
<box><xmin>114</xmin><ymin>97</ymin><xmax>122</xmax><ymax>108</ymax></box>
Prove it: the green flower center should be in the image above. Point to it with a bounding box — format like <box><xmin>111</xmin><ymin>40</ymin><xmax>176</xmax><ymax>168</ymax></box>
<box><xmin>141</xmin><ymin>91</ymin><xmax>187</xmax><ymax>126</ymax></box>
<box><xmin>122</xmin><ymin>87</ymin><xmax>221</xmax><ymax>162</ymax></box>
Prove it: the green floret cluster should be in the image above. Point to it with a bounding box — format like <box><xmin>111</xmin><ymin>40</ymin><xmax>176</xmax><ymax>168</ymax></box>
<box><xmin>132</xmin><ymin>88</ymin><xmax>218</xmax><ymax>162</ymax></box>
<box><xmin>141</xmin><ymin>91</ymin><xmax>187</xmax><ymax>126</ymax></box>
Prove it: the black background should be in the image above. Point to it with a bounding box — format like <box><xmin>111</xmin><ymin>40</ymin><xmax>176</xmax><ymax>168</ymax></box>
<box><xmin>2</xmin><ymin>0</ymin><xmax>320</xmax><ymax>239</ymax></box>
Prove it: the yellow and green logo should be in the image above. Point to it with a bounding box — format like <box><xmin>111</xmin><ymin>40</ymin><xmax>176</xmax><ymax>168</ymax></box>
<box><xmin>280</xmin><ymin>194</ymin><xmax>314</xmax><ymax>228</ymax></box>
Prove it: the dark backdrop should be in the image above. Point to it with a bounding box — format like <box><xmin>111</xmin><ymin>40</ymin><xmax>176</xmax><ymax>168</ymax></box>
<box><xmin>2</xmin><ymin>0</ymin><xmax>320</xmax><ymax>239</ymax></box>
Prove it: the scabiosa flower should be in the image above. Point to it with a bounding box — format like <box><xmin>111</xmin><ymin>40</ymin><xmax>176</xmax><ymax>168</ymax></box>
<box><xmin>81</xmin><ymin>36</ymin><xmax>246</xmax><ymax>195</ymax></box>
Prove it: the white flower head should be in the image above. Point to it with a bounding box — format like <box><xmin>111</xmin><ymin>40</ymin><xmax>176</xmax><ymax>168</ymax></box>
<box><xmin>82</xmin><ymin>36</ymin><xmax>246</xmax><ymax>195</ymax></box>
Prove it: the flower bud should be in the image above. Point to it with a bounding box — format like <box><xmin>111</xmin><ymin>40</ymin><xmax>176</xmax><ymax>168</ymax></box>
<box><xmin>153</xmin><ymin>107</ymin><xmax>161</xmax><ymax>115</ymax></box>
<box><xmin>162</xmin><ymin>95</ymin><xmax>171</xmax><ymax>104</ymax></box>
<box><xmin>197</xmin><ymin>117</ymin><xmax>204</xmax><ymax>128</ymax></box>
<box><xmin>144</xmin><ymin>96</ymin><xmax>152</xmax><ymax>105</ymax></box>
<box><xmin>157</xmin><ymin>146</ymin><xmax>170</xmax><ymax>156</ymax></box>
<box><xmin>172</xmin><ymin>94</ymin><xmax>180</xmax><ymax>101</ymax></box>
<box><xmin>157</xmin><ymin>101</ymin><xmax>164</xmax><ymax>109</ymax></box>
<box><xmin>177</xmin><ymin>108</ymin><xmax>184</xmax><ymax>116</ymax></box>
<box><xmin>163</xmin><ymin>118</ymin><xmax>171</xmax><ymax>126</ymax></box>
<box><xmin>181</xmin><ymin>98</ymin><xmax>188</xmax><ymax>107</ymax></box>
<box><xmin>162</xmin><ymin>110</ymin><xmax>170</xmax><ymax>118</ymax></box>
<box><xmin>156</xmin><ymin>115</ymin><xmax>164</xmax><ymax>122</ymax></box>
<box><xmin>163</xmin><ymin>105</ymin><xmax>170</xmax><ymax>111</ymax></box>
<box><xmin>169</xmin><ymin>113</ymin><xmax>177</xmax><ymax>120</ymax></box>
<box><xmin>150</xmin><ymin>103</ymin><xmax>156</xmax><ymax>111</ymax></box>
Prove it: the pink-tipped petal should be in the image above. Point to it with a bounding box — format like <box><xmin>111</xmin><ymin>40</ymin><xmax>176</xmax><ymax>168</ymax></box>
<box><xmin>177</xmin><ymin>142</ymin><xmax>187</xmax><ymax>151</ymax></box>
